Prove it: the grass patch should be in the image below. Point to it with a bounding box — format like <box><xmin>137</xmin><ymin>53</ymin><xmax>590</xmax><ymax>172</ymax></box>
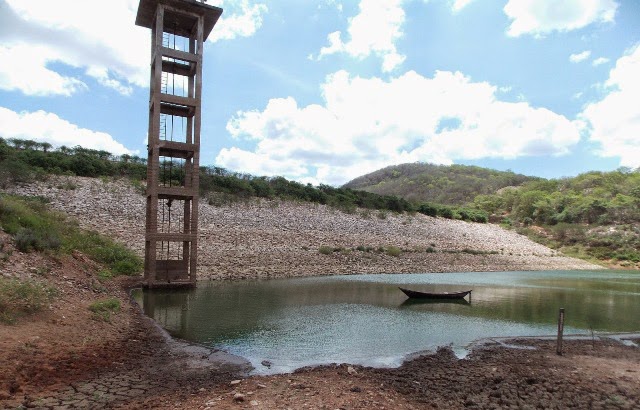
<box><xmin>385</xmin><ymin>246</ymin><xmax>402</xmax><ymax>257</ymax></box>
<box><xmin>65</xmin><ymin>230</ymin><xmax>142</xmax><ymax>276</ymax></box>
<box><xmin>0</xmin><ymin>195</ymin><xmax>142</xmax><ymax>277</ymax></box>
<box><xmin>88</xmin><ymin>298</ymin><xmax>121</xmax><ymax>322</ymax></box>
<box><xmin>0</xmin><ymin>195</ymin><xmax>62</xmax><ymax>253</ymax></box>
<box><xmin>0</xmin><ymin>278</ymin><xmax>57</xmax><ymax>324</ymax></box>
<box><xmin>318</xmin><ymin>246</ymin><xmax>333</xmax><ymax>255</ymax></box>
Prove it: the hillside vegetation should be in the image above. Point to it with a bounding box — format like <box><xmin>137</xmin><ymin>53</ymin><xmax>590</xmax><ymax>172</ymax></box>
<box><xmin>0</xmin><ymin>138</ymin><xmax>486</xmax><ymax>222</ymax></box>
<box><xmin>343</xmin><ymin>162</ymin><xmax>536</xmax><ymax>205</ymax></box>
<box><xmin>471</xmin><ymin>168</ymin><xmax>640</xmax><ymax>266</ymax></box>
<box><xmin>344</xmin><ymin>161</ymin><xmax>640</xmax><ymax>267</ymax></box>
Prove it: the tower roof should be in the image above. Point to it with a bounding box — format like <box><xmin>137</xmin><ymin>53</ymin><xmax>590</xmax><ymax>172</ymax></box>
<box><xmin>136</xmin><ymin>0</ymin><xmax>223</xmax><ymax>41</ymax></box>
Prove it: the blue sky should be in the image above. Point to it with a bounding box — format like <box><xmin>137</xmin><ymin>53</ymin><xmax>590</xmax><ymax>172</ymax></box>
<box><xmin>0</xmin><ymin>0</ymin><xmax>639</xmax><ymax>185</ymax></box>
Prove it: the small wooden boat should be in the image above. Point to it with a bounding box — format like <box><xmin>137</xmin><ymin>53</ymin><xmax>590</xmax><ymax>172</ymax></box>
<box><xmin>399</xmin><ymin>287</ymin><xmax>472</xmax><ymax>300</ymax></box>
<box><xmin>400</xmin><ymin>298</ymin><xmax>470</xmax><ymax>307</ymax></box>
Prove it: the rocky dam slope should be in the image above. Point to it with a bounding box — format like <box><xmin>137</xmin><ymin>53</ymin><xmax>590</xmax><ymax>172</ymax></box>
<box><xmin>7</xmin><ymin>176</ymin><xmax>600</xmax><ymax>279</ymax></box>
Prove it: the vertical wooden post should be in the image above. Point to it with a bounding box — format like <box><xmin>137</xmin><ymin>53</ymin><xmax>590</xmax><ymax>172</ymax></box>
<box><xmin>556</xmin><ymin>308</ymin><xmax>565</xmax><ymax>355</ymax></box>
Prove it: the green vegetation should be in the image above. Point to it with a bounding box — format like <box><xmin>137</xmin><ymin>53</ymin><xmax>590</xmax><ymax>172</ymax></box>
<box><xmin>318</xmin><ymin>246</ymin><xmax>333</xmax><ymax>255</ymax></box>
<box><xmin>0</xmin><ymin>138</ymin><xmax>487</xmax><ymax>222</ymax></box>
<box><xmin>470</xmin><ymin>168</ymin><xmax>640</xmax><ymax>265</ymax></box>
<box><xmin>200</xmin><ymin>167</ymin><xmax>414</xmax><ymax>213</ymax></box>
<box><xmin>88</xmin><ymin>298</ymin><xmax>121</xmax><ymax>322</ymax></box>
<box><xmin>3</xmin><ymin>138</ymin><xmax>640</xmax><ymax>266</ymax></box>
<box><xmin>344</xmin><ymin>162</ymin><xmax>536</xmax><ymax>205</ymax></box>
<box><xmin>0</xmin><ymin>278</ymin><xmax>57</xmax><ymax>324</ymax></box>
<box><xmin>0</xmin><ymin>195</ymin><xmax>142</xmax><ymax>276</ymax></box>
<box><xmin>0</xmin><ymin>138</ymin><xmax>147</xmax><ymax>185</ymax></box>
<box><xmin>385</xmin><ymin>246</ymin><xmax>402</xmax><ymax>257</ymax></box>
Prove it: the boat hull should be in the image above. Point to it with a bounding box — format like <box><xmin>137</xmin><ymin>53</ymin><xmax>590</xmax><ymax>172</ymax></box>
<box><xmin>399</xmin><ymin>287</ymin><xmax>472</xmax><ymax>300</ymax></box>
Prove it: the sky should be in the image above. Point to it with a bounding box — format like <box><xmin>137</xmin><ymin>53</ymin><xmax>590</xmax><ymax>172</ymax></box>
<box><xmin>0</xmin><ymin>0</ymin><xmax>639</xmax><ymax>186</ymax></box>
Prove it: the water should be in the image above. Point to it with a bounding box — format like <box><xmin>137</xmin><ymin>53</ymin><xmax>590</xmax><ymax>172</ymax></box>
<box><xmin>133</xmin><ymin>270</ymin><xmax>640</xmax><ymax>374</ymax></box>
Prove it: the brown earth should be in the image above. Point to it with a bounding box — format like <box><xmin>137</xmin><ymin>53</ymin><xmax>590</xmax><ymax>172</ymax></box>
<box><xmin>2</xmin><ymin>178</ymin><xmax>639</xmax><ymax>409</ymax></box>
<box><xmin>1</xmin><ymin>233</ymin><xmax>639</xmax><ymax>409</ymax></box>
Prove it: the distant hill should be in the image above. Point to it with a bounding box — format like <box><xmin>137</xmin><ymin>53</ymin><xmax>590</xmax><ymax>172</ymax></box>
<box><xmin>343</xmin><ymin>163</ymin><xmax>537</xmax><ymax>205</ymax></box>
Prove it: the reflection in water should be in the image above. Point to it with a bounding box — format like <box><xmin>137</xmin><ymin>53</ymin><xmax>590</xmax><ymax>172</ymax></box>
<box><xmin>399</xmin><ymin>298</ymin><xmax>471</xmax><ymax>307</ymax></box>
<box><xmin>133</xmin><ymin>270</ymin><xmax>640</xmax><ymax>374</ymax></box>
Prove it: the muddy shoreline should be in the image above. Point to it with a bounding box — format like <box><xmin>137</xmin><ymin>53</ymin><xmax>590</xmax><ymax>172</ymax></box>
<box><xmin>2</xmin><ymin>259</ymin><xmax>639</xmax><ymax>409</ymax></box>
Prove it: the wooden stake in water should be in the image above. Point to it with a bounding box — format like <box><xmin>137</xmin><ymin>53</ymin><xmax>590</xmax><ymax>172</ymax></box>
<box><xmin>557</xmin><ymin>308</ymin><xmax>565</xmax><ymax>355</ymax></box>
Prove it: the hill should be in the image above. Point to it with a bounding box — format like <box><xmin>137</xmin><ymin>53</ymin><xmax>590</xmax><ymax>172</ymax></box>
<box><xmin>471</xmin><ymin>168</ymin><xmax>640</xmax><ymax>266</ymax></box>
<box><xmin>2</xmin><ymin>138</ymin><xmax>637</xmax><ymax>268</ymax></box>
<box><xmin>343</xmin><ymin>163</ymin><xmax>537</xmax><ymax>205</ymax></box>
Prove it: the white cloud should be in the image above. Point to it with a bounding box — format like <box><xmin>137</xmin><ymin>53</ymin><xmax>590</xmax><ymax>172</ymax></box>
<box><xmin>569</xmin><ymin>50</ymin><xmax>591</xmax><ymax>63</ymax></box>
<box><xmin>208</xmin><ymin>0</ymin><xmax>268</xmax><ymax>42</ymax></box>
<box><xmin>451</xmin><ymin>0</ymin><xmax>476</xmax><ymax>12</ymax></box>
<box><xmin>318</xmin><ymin>0</ymin><xmax>406</xmax><ymax>72</ymax></box>
<box><xmin>0</xmin><ymin>44</ymin><xmax>87</xmax><ymax>96</ymax></box>
<box><xmin>580</xmin><ymin>44</ymin><xmax>640</xmax><ymax>168</ymax></box>
<box><xmin>218</xmin><ymin>70</ymin><xmax>582</xmax><ymax>185</ymax></box>
<box><xmin>592</xmin><ymin>57</ymin><xmax>610</xmax><ymax>66</ymax></box>
<box><xmin>1</xmin><ymin>0</ymin><xmax>148</xmax><ymax>96</ymax></box>
<box><xmin>0</xmin><ymin>107</ymin><xmax>132</xmax><ymax>155</ymax></box>
<box><xmin>504</xmin><ymin>0</ymin><xmax>619</xmax><ymax>37</ymax></box>
<box><xmin>0</xmin><ymin>0</ymin><xmax>267</xmax><ymax>97</ymax></box>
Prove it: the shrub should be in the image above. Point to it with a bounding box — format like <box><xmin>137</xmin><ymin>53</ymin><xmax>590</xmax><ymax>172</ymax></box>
<box><xmin>439</xmin><ymin>207</ymin><xmax>456</xmax><ymax>219</ymax></box>
<box><xmin>14</xmin><ymin>228</ymin><xmax>61</xmax><ymax>252</ymax></box>
<box><xmin>14</xmin><ymin>228</ymin><xmax>39</xmax><ymax>252</ymax></box>
<box><xmin>88</xmin><ymin>298</ymin><xmax>121</xmax><ymax>322</ymax></box>
<box><xmin>0</xmin><ymin>158</ymin><xmax>34</xmax><ymax>187</ymax></box>
<box><xmin>417</xmin><ymin>203</ymin><xmax>439</xmax><ymax>217</ymax></box>
<box><xmin>386</xmin><ymin>246</ymin><xmax>402</xmax><ymax>257</ymax></box>
<box><xmin>0</xmin><ymin>278</ymin><xmax>57</xmax><ymax>324</ymax></box>
<box><xmin>319</xmin><ymin>246</ymin><xmax>333</xmax><ymax>255</ymax></box>
<box><xmin>65</xmin><ymin>230</ymin><xmax>142</xmax><ymax>276</ymax></box>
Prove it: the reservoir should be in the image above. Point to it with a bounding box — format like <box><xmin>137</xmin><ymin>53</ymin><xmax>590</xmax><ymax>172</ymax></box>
<box><xmin>133</xmin><ymin>270</ymin><xmax>640</xmax><ymax>374</ymax></box>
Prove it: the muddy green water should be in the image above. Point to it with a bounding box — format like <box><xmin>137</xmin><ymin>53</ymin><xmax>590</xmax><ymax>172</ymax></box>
<box><xmin>133</xmin><ymin>270</ymin><xmax>640</xmax><ymax>374</ymax></box>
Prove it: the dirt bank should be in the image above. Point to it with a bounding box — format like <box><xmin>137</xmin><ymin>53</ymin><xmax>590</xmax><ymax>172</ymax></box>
<box><xmin>7</xmin><ymin>176</ymin><xmax>600</xmax><ymax>281</ymax></box>
<box><xmin>170</xmin><ymin>338</ymin><xmax>640</xmax><ymax>410</ymax></box>
<box><xmin>3</xmin><ymin>249</ymin><xmax>639</xmax><ymax>410</ymax></box>
<box><xmin>0</xmin><ymin>231</ymin><xmax>250</xmax><ymax>409</ymax></box>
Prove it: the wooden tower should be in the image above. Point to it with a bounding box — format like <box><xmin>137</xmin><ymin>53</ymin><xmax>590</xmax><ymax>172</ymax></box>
<box><xmin>136</xmin><ymin>0</ymin><xmax>222</xmax><ymax>287</ymax></box>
